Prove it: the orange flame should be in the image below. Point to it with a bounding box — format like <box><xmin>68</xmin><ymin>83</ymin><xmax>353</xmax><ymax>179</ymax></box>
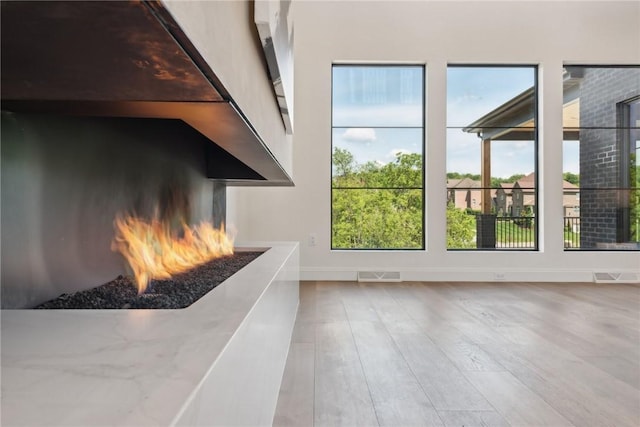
<box><xmin>111</xmin><ymin>214</ymin><xmax>234</xmax><ymax>294</ymax></box>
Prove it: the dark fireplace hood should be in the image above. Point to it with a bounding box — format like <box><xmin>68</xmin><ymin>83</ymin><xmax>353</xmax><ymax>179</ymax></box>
<box><xmin>1</xmin><ymin>0</ymin><xmax>293</xmax><ymax>186</ymax></box>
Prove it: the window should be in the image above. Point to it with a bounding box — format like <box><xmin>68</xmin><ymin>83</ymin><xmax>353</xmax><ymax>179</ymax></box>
<box><xmin>446</xmin><ymin>65</ymin><xmax>538</xmax><ymax>250</ymax></box>
<box><xmin>562</xmin><ymin>66</ymin><xmax>640</xmax><ymax>250</ymax></box>
<box><xmin>331</xmin><ymin>65</ymin><xmax>424</xmax><ymax>249</ymax></box>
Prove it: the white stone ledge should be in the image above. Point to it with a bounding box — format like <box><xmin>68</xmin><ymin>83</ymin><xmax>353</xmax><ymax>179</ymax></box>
<box><xmin>1</xmin><ymin>242</ymin><xmax>300</xmax><ymax>426</ymax></box>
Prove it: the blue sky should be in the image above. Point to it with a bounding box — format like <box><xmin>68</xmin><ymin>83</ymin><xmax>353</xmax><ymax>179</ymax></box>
<box><xmin>332</xmin><ymin>66</ymin><xmax>579</xmax><ymax>178</ymax></box>
<box><xmin>447</xmin><ymin>66</ymin><xmax>535</xmax><ymax>177</ymax></box>
<box><xmin>332</xmin><ymin>66</ymin><xmax>424</xmax><ymax>168</ymax></box>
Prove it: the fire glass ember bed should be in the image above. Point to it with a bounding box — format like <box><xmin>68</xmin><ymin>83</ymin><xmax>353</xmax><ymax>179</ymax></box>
<box><xmin>35</xmin><ymin>250</ymin><xmax>264</xmax><ymax>309</ymax></box>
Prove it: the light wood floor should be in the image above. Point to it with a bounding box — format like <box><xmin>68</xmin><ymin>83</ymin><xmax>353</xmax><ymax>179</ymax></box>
<box><xmin>273</xmin><ymin>281</ymin><xmax>640</xmax><ymax>427</ymax></box>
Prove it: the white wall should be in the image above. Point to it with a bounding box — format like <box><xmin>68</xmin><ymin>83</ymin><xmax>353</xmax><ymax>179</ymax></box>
<box><xmin>230</xmin><ymin>0</ymin><xmax>640</xmax><ymax>282</ymax></box>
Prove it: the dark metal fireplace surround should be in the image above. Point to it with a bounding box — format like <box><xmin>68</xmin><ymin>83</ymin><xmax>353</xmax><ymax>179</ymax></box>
<box><xmin>1</xmin><ymin>1</ymin><xmax>293</xmax><ymax>308</ymax></box>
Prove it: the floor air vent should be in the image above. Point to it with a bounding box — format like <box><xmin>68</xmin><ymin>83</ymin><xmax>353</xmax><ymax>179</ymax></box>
<box><xmin>593</xmin><ymin>272</ymin><xmax>640</xmax><ymax>283</ymax></box>
<box><xmin>357</xmin><ymin>271</ymin><xmax>401</xmax><ymax>282</ymax></box>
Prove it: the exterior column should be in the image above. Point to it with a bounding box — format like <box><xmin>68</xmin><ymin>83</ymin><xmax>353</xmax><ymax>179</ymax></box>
<box><xmin>477</xmin><ymin>137</ymin><xmax>496</xmax><ymax>248</ymax></box>
<box><xmin>481</xmin><ymin>138</ymin><xmax>492</xmax><ymax>214</ymax></box>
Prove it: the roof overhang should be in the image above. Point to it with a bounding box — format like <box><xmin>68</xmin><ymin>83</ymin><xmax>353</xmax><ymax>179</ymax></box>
<box><xmin>463</xmin><ymin>69</ymin><xmax>583</xmax><ymax>141</ymax></box>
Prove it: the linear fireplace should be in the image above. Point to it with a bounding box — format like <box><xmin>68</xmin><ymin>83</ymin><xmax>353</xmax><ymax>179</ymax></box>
<box><xmin>1</xmin><ymin>0</ymin><xmax>294</xmax><ymax>308</ymax></box>
<box><xmin>2</xmin><ymin>113</ymin><xmax>232</xmax><ymax>308</ymax></box>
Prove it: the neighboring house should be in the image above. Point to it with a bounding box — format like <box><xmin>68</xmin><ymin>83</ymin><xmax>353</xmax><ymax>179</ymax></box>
<box><xmin>446</xmin><ymin>178</ymin><xmax>462</xmax><ymax>208</ymax></box>
<box><xmin>494</xmin><ymin>172</ymin><xmax>580</xmax><ymax>219</ymax></box>
<box><xmin>495</xmin><ymin>183</ymin><xmax>514</xmax><ymax>216</ymax></box>
<box><xmin>511</xmin><ymin>173</ymin><xmax>536</xmax><ymax>217</ymax></box>
<box><xmin>447</xmin><ymin>173</ymin><xmax>580</xmax><ymax>218</ymax></box>
<box><xmin>447</xmin><ymin>177</ymin><xmax>493</xmax><ymax>211</ymax></box>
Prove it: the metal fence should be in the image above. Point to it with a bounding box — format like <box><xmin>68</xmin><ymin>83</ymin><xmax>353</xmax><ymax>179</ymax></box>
<box><xmin>493</xmin><ymin>216</ymin><xmax>581</xmax><ymax>249</ymax></box>
<box><xmin>494</xmin><ymin>216</ymin><xmax>536</xmax><ymax>249</ymax></box>
<box><xmin>564</xmin><ymin>217</ymin><xmax>581</xmax><ymax>249</ymax></box>
<box><xmin>468</xmin><ymin>215</ymin><xmax>585</xmax><ymax>249</ymax></box>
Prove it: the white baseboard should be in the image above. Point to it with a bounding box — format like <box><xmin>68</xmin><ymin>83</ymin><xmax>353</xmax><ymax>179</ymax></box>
<box><xmin>300</xmin><ymin>267</ymin><xmax>640</xmax><ymax>283</ymax></box>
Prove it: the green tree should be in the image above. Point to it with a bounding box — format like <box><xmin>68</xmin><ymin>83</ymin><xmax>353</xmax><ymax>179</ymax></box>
<box><xmin>446</xmin><ymin>203</ymin><xmax>476</xmax><ymax>248</ymax></box>
<box><xmin>506</xmin><ymin>173</ymin><xmax>525</xmax><ymax>182</ymax></box>
<box><xmin>332</xmin><ymin>147</ymin><xmax>355</xmax><ymax>177</ymax></box>
<box><xmin>446</xmin><ymin>172</ymin><xmax>462</xmax><ymax>180</ymax></box>
<box><xmin>447</xmin><ymin>172</ymin><xmax>480</xmax><ymax>182</ymax></box>
<box><xmin>448</xmin><ymin>172</ymin><xmax>525</xmax><ymax>189</ymax></box>
<box><xmin>332</xmin><ymin>149</ymin><xmax>423</xmax><ymax>249</ymax></box>
<box><xmin>563</xmin><ymin>172</ymin><xmax>580</xmax><ymax>186</ymax></box>
<box><xmin>491</xmin><ymin>174</ymin><xmax>525</xmax><ymax>188</ymax></box>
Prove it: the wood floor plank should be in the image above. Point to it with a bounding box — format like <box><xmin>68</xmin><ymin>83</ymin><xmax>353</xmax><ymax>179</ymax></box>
<box><xmin>437</xmin><ymin>410</ymin><xmax>509</xmax><ymax>427</ymax></box>
<box><xmin>273</xmin><ymin>343</ymin><xmax>315</xmax><ymax>427</ymax></box>
<box><xmin>314</xmin><ymin>321</ymin><xmax>378</xmax><ymax>426</ymax></box>
<box><xmin>339</xmin><ymin>282</ymin><xmax>381</xmax><ymax>322</ymax></box>
<box><xmin>385</xmin><ymin>282</ymin><xmax>449</xmax><ymax>324</ymax></box>
<box><xmin>464</xmin><ymin>371</ymin><xmax>574</xmax><ymax>426</ymax></box>
<box><xmin>582</xmin><ymin>355</ymin><xmax>640</xmax><ymax>390</ymax></box>
<box><xmin>421</xmin><ymin>322</ymin><xmax>506</xmax><ymax>372</ymax></box>
<box><xmin>314</xmin><ymin>281</ymin><xmax>349</xmax><ymax>323</ymax></box>
<box><xmin>496</xmin><ymin>324</ymin><xmax>640</xmax><ymax>418</ymax></box>
<box><xmin>515</xmin><ymin>283</ymin><xmax>640</xmax><ymax>359</ymax></box>
<box><xmin>291</xmin><ymin>319</ymin><xmax>315</xmax><ymax>344</ymax></box>
<box><xmin>382</xmin><ymin>320</ymin><xmax>495</xmax><ymax>411</ymax></box>
<box><xmin>454</xmin><ymin>321</ymin><xmax>640</xmax><ymax>426</ymax></box>
<box><xmin>542</xmin><ymin>282</ymin><xmax>640</xmax><ymax>313</ymax></box>
<box><xmin>369</xmin><ymin>286</ymin><xmax>504</xmax><ymax>370</ymax></box>
<box><xmin>531</xmin><ymin>282</ymin><xmax>640</xmax><ymax>326</ymax></box>
<box><xmin>404</xmin><ymin>282</ymin><xmax>481</xmax><ymax>324</ymax></box>
<box><xmin>296</xmin><ymin>281</ymin><xmax>317</xmax><ymax>323</ymax></box>
<box><xmin>275</xmin><ymin>281</ymin><xmax>640</xmax><ymax>427</ymax></box>
<box><xmin>461</xmin><ymin>301</ymin><xmax>528</xmax><ymax>327</ymax></box>
<box><xmin>350</xmin><ymin>320</ymin><xmax>443</xmax><ymax>426</ymax></box>
<box><xmin>360</xmin><ymin>283</ymin><xmax>414</xmax><ymax>324</ymax></box>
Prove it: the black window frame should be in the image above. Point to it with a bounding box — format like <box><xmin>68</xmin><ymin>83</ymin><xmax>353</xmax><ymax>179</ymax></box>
<box><xmin>330</xmin><ymin>63</ymin><xmax>426</xmax><ymax>251</ymax></box>
<box><xmin>617</xmin><ymin>95</ymin><xmax>640</xmax><ymax>244</ymax></box>
<box><xmin>445</xmin><ymin>64</ymin><xmax>539</xmax><ymax>251</ymax></box>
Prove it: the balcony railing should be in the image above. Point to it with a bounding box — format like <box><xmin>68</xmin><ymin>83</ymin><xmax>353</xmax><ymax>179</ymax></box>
<box><xmin>494</xmin><ymin>216</ymin><xmax>581</xmax><ymax>249</ymax></box>
<box><xmin>494</xmin><ymin>216</ymin><xmax>536</xmax><ymax>249</ymax></box>
<box><xmin>470</xmin><ymin>215</ymin><xmax>637</xmax><ymax>250</ymax></box>
<box><xmin>564</xmin><ymin>216</ymin><xmax>581</xmax><ymax>249</ymax></box>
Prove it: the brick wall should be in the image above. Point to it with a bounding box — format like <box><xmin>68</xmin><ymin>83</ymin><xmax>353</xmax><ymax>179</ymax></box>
<box><xmin>578</xmin><ymin>67</ymin><xmax>640</xmax><ymax>248</ymax></box>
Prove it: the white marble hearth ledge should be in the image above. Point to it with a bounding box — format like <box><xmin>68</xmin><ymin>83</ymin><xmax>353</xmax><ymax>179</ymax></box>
<box><xmin>1</xmin><ymin>242</ymin><xmax>300</xmax><ymax>427</ymax></box>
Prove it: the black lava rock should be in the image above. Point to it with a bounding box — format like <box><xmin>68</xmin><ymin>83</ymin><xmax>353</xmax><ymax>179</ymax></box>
<box><xmin>34</xmin><ymin>252</ymin><xmax>263</xmax><ymax>309</ymax></box>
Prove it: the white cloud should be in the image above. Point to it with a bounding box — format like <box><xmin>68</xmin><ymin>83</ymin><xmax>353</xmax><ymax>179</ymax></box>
<box><xmin>342</xmin><ymin>127</ymin><xmax>377</xmax><ymax>142</ymax></box>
